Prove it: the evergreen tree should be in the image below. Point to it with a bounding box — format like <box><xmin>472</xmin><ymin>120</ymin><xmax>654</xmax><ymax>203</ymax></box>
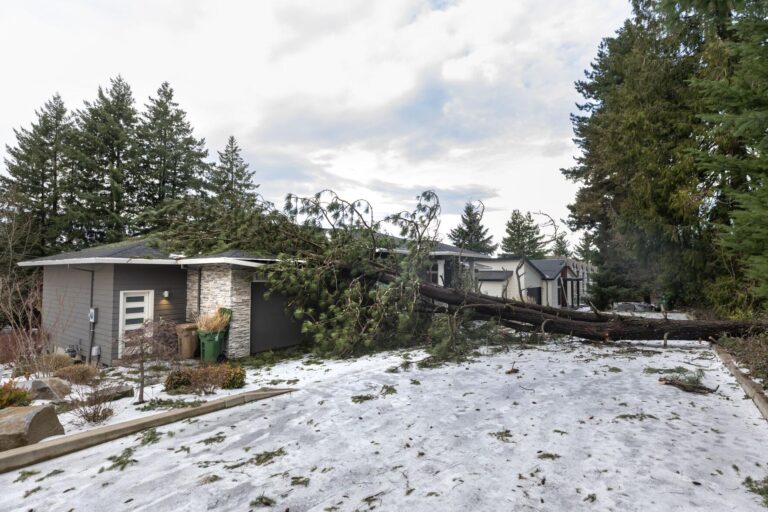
<box><xmin>135</xmin><ymin>82</ymin><xmax>208</xmax><ymax>232</ymax></box>
<box><xmin>574</xmin><ymin>232</ymin><xmax>597</xmax><ymax>263</ymax></box>
<box><xmin>500</xmin><ymin>210</ymin><xmax>545</xmax><ymax>258</ymax></box>
<box><xmin>207</xmin><ymin>136</ymin><xmax>257</xmax><ymax>210</ymax></box>
<box><xmin>696</xmin><ymin>4</ymin><xmax>768</xmax><ymax>300</ymax></box>
<box><xmin>562</xmin><ymin>4</ymin><xmax>713</xmax><ymax>307</ymax></box>
<box><xmin>70</xmin><ymin>76</ymin><xmax>139</xmax><ymax>245</ymax></box>
<box><xmin>447</xmin><ymin>202</ymin><xmax>497</xmax><ymax>254</ymax></box>
<box><xmin>1</xmin><ymin>94</ymin><xmax>75</xmax><ymax>255</ymax></box>
<box><xmin>552</xmin><ymin>231</ymin><xmax>571</xmax><ymax>258</ymax></box>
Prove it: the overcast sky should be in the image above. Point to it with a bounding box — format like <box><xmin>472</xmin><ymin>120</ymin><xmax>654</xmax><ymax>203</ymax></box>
<box><xmin>0</xmin><ymin>0</ymin><xmax>631</xmax><ymax>246</ymax></box>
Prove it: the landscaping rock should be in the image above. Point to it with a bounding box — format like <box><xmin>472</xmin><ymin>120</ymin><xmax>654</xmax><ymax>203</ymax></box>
<box><xmin>17</xmin><ymin>378</ymin><xmax>71</xmax><ymax>401</ymax></box>
<box><xmin>0</xmin><ymin>405</ymin><xmax>64</xmax><ymax>451</ymax></box>
<box><xmin>96</xmin><ymin>385</ymin><xmax>134</xmax><ymax>403</ymax></box>
<box><xmin>41</xmin><ymin>378</ymin><xmax>72</xmax><ymax>399</ymax></box>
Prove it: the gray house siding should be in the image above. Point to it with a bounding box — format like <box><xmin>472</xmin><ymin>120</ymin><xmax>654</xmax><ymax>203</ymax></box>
<box><xmin>42</xmin><ymin>264</ymin><xmax>115</xmax><ymax>363</ymax></box>
<box><xmin>111</xmin><ymin>264</ymin><xmax>187</xmax><ymax>362</ymax></box>
<box><xmin>42</xmin><ymin>264</ymin><xmax>186</xmax><ymax>365</ymax></box>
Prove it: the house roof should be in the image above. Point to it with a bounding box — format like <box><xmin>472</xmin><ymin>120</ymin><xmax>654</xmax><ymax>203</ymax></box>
<box><xmin>529</xmin><ymin>258</ymin><xmax>567</xmax><ymax>279</ymax></box>
<box><xmin>384</xmin><ymin>239</ymin><xmax>492</xmax><ymax>259</ymax></box>
<box><xmin>18</xmin><ymin>239</ymin><xmax>178</xmax><ymax>267</ymax></box>
<box><xmin>476</xmin><ymin>270</ymin><xmax>515</xmax><ymax>281</ymax></box>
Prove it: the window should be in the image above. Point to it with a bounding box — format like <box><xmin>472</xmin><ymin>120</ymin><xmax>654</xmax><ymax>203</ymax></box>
<box><xmin>118</xmin><ymin>290</ymin><xmax>154</xmax><ymax>357</ymax></box>
<box><xmin>426</xmin><ymin>263</ymin><xmax>440</xmax><ymax>285</ymax></box>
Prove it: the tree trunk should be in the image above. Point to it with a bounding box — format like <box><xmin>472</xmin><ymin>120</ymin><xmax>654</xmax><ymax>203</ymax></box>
<box><xmin>378</xmin><ymin>273</ymin><xmax>764</xmax><ymax>342</ymax></box>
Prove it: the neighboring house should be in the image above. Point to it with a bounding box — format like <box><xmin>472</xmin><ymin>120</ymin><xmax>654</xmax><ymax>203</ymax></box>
<box><xmin>476</xmin><ymin>257</ymin><xmax>588</xmax><ymax>308</ymax></box>
<box><xmin>382</xmin><ymin>241</ymin><xmax>491</xmax><ymax>287</ymax></box>
<box><xmin>19</xmin><ymin>238</ymin><xmax>490</xmax><ymax>365</ymax></box>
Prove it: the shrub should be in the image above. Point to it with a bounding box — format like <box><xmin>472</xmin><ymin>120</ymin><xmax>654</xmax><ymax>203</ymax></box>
<box><xmin>38</xmin><ymin>353</ymin><xmax>74</xmax><ymax>374</ymax></box>
<box><xmin>0</xmin><ymin>331</ymin><xmax>17</xmax><ymax>365</ymax></box>
<box><xmin>70</xmin><ymin>381</ymin><xmax>114</xmax><ymax>424</ymax></box>
<box><xmin>0</xmin><ymin>380</ymin><xmax>31</xmax><ymax>409</ymax></box>
<box><xmin>189</xmin><ymin>366</ymin><xmax>221</xmax><ymax>395</ymax></box>
<box><xmin>165</xmin><ymin>365</ymin><xmax>245</xmax><ymax>394</ymax></box>
<box><xmin>54</xmin><ymin>364</ymin><xmax>99</xmax><ymax>385</ymax></box>
<box><xmin>220</xmin><ymin>366</ymin><xmax>246</xmax><ymax>389</ymax></box>
<box><xmin>164</xmin><ymin>367</ymin><xmax>193</xmax><ymax>392</ymax></box>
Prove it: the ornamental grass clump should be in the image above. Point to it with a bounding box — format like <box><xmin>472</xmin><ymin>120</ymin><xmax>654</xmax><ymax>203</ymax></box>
<box><xmin>195</xmin><ymin>309</ymin><xmax>231</xmax><ymax>332</ymax></box>
<box><xmin>0</xmin><ymin>380</ymin><xmax>31</xmax><ymax>409</ymax></box>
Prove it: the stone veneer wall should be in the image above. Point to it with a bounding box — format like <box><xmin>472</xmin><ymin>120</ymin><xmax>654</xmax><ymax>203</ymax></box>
<box><xmin>228</xmin><ymin>268</ymin><xmax>254</xmax><ymax>358</ymax></box>
<box><xmin>185</xmin><ymin>264</ymin><xmax>253</xmax><ymax>359</ymax></box>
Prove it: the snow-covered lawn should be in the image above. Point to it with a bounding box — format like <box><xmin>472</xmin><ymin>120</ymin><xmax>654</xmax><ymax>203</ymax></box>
<box><xmin>3</xmin><ymin>340</ymin><xmax>768</xmax><ymax>511</ymax></box>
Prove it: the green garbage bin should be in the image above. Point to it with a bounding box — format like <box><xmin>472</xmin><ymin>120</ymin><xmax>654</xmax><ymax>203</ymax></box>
<box><xmin>198</xmin><ymin>329</ymin><xmax>224</xmax><ymax>362</ymax></box>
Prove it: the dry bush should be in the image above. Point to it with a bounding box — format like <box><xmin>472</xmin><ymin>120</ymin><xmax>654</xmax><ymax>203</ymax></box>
<box><xmin>189</xmin><ymin>365</ymin><xmax>221</xmax><ymax>395</ymax></box>
<box><xmin>195</xmin><ymin>308</ymin><xmax>230</xmax><ymax>332</ymax></box>
<box><xmin>0</xmin><ymin>331</ymin><xmax>17</xmax><ymax>365</ymax></box>
<box><xmin>0</xmin><ymin>380</ymin><xmax>31</xmax><ymax>409</ymax></box>
<box><xmin>70</xmin><ymin>380</ymin><xmax>114</xmax><ymax>424</ymax></box>
<box><xmin>165</xmin><ymin>365</ymin><xmax>244</xmax><ymax>394</ymax></box>
<box><xmin>54</xmin><ymin>364</ymin><xmax>99</xmax><ymax>385</ymax></box>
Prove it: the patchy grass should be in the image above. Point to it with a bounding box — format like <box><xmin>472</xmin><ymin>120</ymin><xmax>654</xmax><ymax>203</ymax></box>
<box><xmin>136</xmin><ymin>398</ymin><xmax>204</xmax><ymax>411</ymax></box>
<box><xmin>105</xmin><ymin>448</ymin><xmax>138</xmax><ymax>471</ymax></box>
<box><xmin>14</xmin><ymin>470</ymin><xmax>40</xmax><ymax>483</ymax></box>
<box><xmin>198</xmin><ymin>432</ymin><xmax>226</xmax><ymax>445</ymax></box>
<box><xmin>23</xmin><ymin>486</ymin><xmax>42</xmax><ymax>498</ymax></box>
<box><xmin>721</xmin><ymin>335</ymin><xmax>768</xmax><ymax>389</ymax></box>
<box><xmin>615</xmin><ymin>412</ymin><xmax>659</xmax><ymax>422</ymax></box>
<box><xmin>36</xmin><ymin>469</ymin><xmax>64</xmax><ymax>482</ymax></box>
<box><xmin>606</xmin><ymin>366</ymin><xmax>622</xmax><ymax>373</ymax></box>
<box><xmin>537</xmin><ymin>452</ymin><xmax>561</xmax><ymax>460</ymax></box>
<box><xmin>744</xmin><ymin>476</ymin><xmax>768</xmax><ymax>506</ymax></box>
<box><xmin>291</xmin><ymin>476</ymin><xmax>310</xmax><ymax>487</ymax></box>
<box><xmin>199</xmin><ymin>474</ymin><xmax>222</xmax><ymax>485</ymax></box>
<box><xmin>226</xmin><ymin>447</ymin><xmax>287</xmax><ymax>469</ymax></box>
<box><xmin>643</xmin><ymin>366</ymin><xmax>689</xmax><ymax>375</ymax></box>
<box><xmin>380</xmin><ymin>385</ymin><xmax>397</xmax><ymax>396</ymax></box>
<box><xmin>489</xmin><ymin>429</ymin><xmax>513</xmax><ymax>443</ymax></box>
<box><xmin>138</xmin><ymin>428</ymin><xmax>162</xmax><ymax>446</ymax></box>
<box><xmin>351</xmin><ymin>394</ymin><xmax>377</xmax><ymax>404</ymax></box>
<box><xmin>250</xmin><ymin>495</ymin><xmax>276</xmax><ymax>507</ymax></box>
<box><xmin>410</xmin><ymin>378</ymin><xmax>421</xmax><ymax>385</ymax></box>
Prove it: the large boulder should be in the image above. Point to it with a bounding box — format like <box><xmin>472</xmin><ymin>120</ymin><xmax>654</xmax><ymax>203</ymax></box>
<box><xmin>95</xmin><ymin>384</ymin><xmax>134</xmax><ymax>403</ymax></box>
<box><xmin>0</xmin><ymin>405</ymin><xmax>64</xmax><ymax>451</ymax></box>
<box><xmin>17</xmin><ymin>378</ymin><xmax>71</xmax><ymax>401</ymax></box>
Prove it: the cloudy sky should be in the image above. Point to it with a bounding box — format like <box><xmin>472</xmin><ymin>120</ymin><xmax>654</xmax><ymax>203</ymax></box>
<box><xmin>0</xmin><ymin>0</ymin><xmax>631</xmax><ymax>246</ymax></box>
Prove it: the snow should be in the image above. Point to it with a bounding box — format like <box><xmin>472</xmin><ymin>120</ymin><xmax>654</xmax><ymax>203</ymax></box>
<box><xmin>2</xmin><ymin>340</ymin><xmax>768</xmax><ymax>511</ymax></box>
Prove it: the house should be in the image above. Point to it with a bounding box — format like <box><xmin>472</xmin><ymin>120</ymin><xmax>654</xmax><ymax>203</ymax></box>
<box><xmin>19</xmin><ymin>238</ymin><xmax>491</xmax><ymax>365</ymax></box>
<box><xmin>18</xmin><ymin>240</ymin><xmax>291</xmax><ymax>364</ymax></box>
<box><xmin>475</xmin><ymin>257</ymin><xmax>590</xmax><ymax>308</ymax></box>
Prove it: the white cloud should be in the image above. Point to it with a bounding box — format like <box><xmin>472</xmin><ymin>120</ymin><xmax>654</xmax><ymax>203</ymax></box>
<box><xmin>0</xmin><ymin>0</ymin><xmax>632</xmax><ymax>246</ymax></box>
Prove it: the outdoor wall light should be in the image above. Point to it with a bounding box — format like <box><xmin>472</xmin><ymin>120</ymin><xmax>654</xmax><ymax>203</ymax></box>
<box><xmin>163</xmin><ymin>290</ymin><xmax>170</xmax><ymax>298</ymax></box>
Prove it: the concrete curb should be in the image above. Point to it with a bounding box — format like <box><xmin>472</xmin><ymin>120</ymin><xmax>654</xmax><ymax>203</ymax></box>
<box><xmin>0</xmin><ymin>387</ymin><xmax>294</xmax><ymax>474</ymax></box>
<box><xmin>713</xmin><ymin>345</ymin><xmax>768</xmax><ymax>422</ymax></box>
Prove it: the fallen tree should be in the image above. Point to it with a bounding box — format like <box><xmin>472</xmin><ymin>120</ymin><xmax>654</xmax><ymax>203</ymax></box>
<box><xmin>163</xmin><ymin>189</ymin><xmax>768</xmax><ymax>357</ymax></box>
<box><xmin>381</xmin><ymin>273</ymin><xmax>765</xmax><ymax>342</ymax></box>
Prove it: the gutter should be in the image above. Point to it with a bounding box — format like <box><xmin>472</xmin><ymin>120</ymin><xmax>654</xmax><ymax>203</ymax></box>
<box><xmin>18</xmin><ymin>258</ymin><xmax>179</xmax><ymax>267</ymax></box>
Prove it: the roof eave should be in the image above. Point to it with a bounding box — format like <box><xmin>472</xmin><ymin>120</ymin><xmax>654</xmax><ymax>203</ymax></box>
<box><xmin>18</xmin><ymin>257</ymin><xmax>179</xmax><ymax>267</ymax></box>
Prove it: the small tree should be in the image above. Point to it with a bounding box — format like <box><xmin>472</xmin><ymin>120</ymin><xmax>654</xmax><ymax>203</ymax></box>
<box><xmin>574</xmin><ymin>231</ymin><xmax>597</xmax><ymax>263</ymax></box>
<box><xmin>122</xmin><ymin>319</ymin><xmax>178</xmax><ymax>404</ymax></box>
<box><xmin>500</xmin><ymin>210</ymin><xmax>546</xmax><ymax>258</ymax></box>
<box><xmin>448</xmin><ymin>201</ymin><xmax>497</xmax><ymax>254</ymax></box>
<box><xmin>552</xmin><ymin>231</ymin><xmax>571</xmax><ymax>257</ymax></box>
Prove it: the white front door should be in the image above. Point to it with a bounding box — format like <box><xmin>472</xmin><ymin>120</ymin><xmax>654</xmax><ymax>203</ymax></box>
<box><xmin>118</xmin><ymin>290</ymin><xmax>154</xmax><ymax>357</ymax></box>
